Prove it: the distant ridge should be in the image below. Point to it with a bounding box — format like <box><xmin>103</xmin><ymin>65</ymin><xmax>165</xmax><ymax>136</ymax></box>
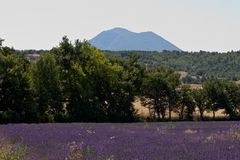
<box><xmin>89</xmin><ymin>27</ymin><xmax>181</xmax><ymax>52</ymax></box>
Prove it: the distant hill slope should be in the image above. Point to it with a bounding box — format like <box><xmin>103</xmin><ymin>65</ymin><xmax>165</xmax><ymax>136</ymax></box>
<box><xmin>89</xmin><ymin>27</ymin><xmax>181</xmax><ymax>52</ymax></box>
<box><xmin>104</xmin><ymin>50</ymin><xmax>240</xmax><ymax>83</ymax></box>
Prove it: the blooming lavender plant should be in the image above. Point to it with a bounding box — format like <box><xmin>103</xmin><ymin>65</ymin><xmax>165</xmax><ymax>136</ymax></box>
<box><xmin>0</xmin><ymin>122</ymin><xmax>239</xmax><ymax>160</ymax></box>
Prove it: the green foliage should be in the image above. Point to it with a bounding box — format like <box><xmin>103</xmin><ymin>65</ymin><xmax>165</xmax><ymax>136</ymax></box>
<box><xmin>0</xmin><ymin>50</ymin><xmax>35</xmax><ymax>123</ymax></box>
<box><xmin>2</xmin><ymin>37</ymin><xmax>240</xmax><ymax>123</ymax></box>
<box><xmin>0</xmin><ymin>37</ymin><xmax>142</xmax><ymax>123</ymax></box>
<box><xmin>32</xmin><ymin>53</ymin><xmax>62</xmax><ymax>122</ymax></box>
<box><xmin>108</xmin><ymin>55</ymin><xmax>144</xmax><ymax>122</ymax></box>
<box><xmin>192</xmin><ymin>89</ymin><xmax>207</xmax><ymax>120</ymax></box>
<box><xmin>50</xmin><ymin>37</ymin><xmax>137</xmax><ymax>122</ymax></box>
<box><xmin>104</xmin><ymin>51</ymin><xmax>240</xmax><ymax>82</ymax></box>
<box><xmin>141</xmin><ymin>67</ymin><xmax>180</xmax><ymax>120</ymax></box>
<box><xmin>204</xmin><ymin>80</ymin><xmax>240</xmax><ymax>119</ymax></box>
<box><xmin>178</xmin><ymin>85</ymin><xmax>195</xmax><ymax>120</ymax></box>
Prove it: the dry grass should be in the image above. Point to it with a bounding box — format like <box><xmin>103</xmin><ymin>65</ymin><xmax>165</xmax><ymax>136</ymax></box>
<box><xmin>133</xmin><ymin>99</ymin><xmax>150</xmax><ymax>118</ymax></box>
<box><xmin>177</xmin><ymin>71</ymin><xmax>188</xmax><ymax>79</ymax></box>
<box><xmin>188</xmin><ymin>84</ymin><xmax>203</xmax><ymax>90</ymax></box>
<box><xmin>133</xmin><ymin>98</ymin><xmax>226</xmax><ymax>119</ymax></box>
<box><xmin>0</xmin><ymin>142</ymin><xmax>26</xmax><ymax>160</ymax></box>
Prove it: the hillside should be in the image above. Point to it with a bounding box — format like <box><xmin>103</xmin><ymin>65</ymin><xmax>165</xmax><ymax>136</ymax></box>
<box><xmin>89</xmin><ymin>27</ymin><xmax>181</xmax><ymax>52</ymax></box>
<box><xmin>104</xmin><ymin>50</ymin><xmax>240</xmax><ymax>83</ymax></box>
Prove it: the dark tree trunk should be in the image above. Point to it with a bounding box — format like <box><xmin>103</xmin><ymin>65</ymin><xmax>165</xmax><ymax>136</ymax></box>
<box><xmin>156</xmin><ymin>109</ymin><xmax>160</xmax><ymax>120</ymax></box>
<box><xmin>168</xmin><ymin>99</ymin><xmax>172</xmax><ymax>121</ymax></box>
<box><xmin>180</xmin><ymin>106</ymin><xmax>184</xmax><ymax>120</ymax></box>
<box><xmin>199</xmin><ymin>108</ymin><xmax>204</xmax><ymax>121</ymax></box>
<box><xmin>212</xmin><ymin>110</ymin><xmax>215</xmax><ymax>120</ymax></box>
<box><xmin>161</xmin><ymin>109</ymin><xmax>165</xmax><ymax>121</ymax></box>
<box><xmin>169</xmin><ymin>107</ymin><xmax>172</xmax><ymax>121</ymax></box>
<box><xmin>198</xmin><ymin>105</ymin><xmax>204</xmax><ymax>121</ymax></box>
<box><xmin>187</xmin><ymin>106</ymin><xmax>194</xmax><ymax>121</ymax></box>
<box><xmin>200</xmin><ymin>110</ymin><xmax>204</xmax><ymax>121</ymax></box>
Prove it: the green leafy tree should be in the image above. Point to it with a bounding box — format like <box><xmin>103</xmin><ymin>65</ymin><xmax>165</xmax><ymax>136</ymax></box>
<box><xmin>178</xmin><ymin>85</ymin><xmax>195</xmax><ymax>120</ymax></box>
<box><xmin>223</xmin><ymin>82</ymin><xmax>240</xmax><ymax>119</ymax></box>
<box><xmin>203</xmin><ymin>80</ymin><xmax>240</xmax><ymax>120</ymax></box>
<box><xmin>50</xmin><ymin>37</ymin><xmax>137</xmax><ymax>122</ymax></box>
<box><xmin>51</xmin><ymin>37</ymin><xmax>100</xmax><ymax>121</ymax></box>
<box><xmin>203</xmin><ymin>80</ymin><xmax>222</xmax><ymax>119</ymax></box>
<box><xmin>141</xmin><ymin>67</ymin><xmax>180</xmax><ymax>120</ymax></box>
<box><xmin>192</xmin><ymin>89</ymin><xmax>207</xmax><ymax>120</ymax></box>
<box><xmin>0</xmin><ymin>51</ymin><xmax>35</xmax><ymax>123</ymax></box>
<box><xmin>108</xmin><ymin>55</ymin><xmax>144</xmax><ymax>122</ymax></box>
<box><xmin>32</xmin><ymin>53</ymin><xmax>62</xmax><ymax>122</ymax></box>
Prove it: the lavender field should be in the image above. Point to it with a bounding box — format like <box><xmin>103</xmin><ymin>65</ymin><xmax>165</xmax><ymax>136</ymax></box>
<box><xmin>0</xmin><ymin>122</ymin><xmax>240</xmax><ymax>160</ymax></box>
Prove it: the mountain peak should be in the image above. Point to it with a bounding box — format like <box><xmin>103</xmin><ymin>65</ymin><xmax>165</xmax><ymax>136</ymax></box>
<box><xmin>89</xmin><ymin>28</ymin><xmax>181</xmax><ymax>52</ymax></box>
<box><xmin>110</xmin><ymin>27</ymin><xmax>130</xmax><ymax>32</ymax></box>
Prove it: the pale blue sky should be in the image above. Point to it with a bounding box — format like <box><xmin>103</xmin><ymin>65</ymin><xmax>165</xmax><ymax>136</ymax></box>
<box><xmin>1</xmin><ymin>0</ymin><xmax>240</xmax><ymax>52</ymax></box>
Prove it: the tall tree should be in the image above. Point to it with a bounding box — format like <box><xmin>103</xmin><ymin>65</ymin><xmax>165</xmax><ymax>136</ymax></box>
<box><xmin>0</xmin><ymin>51</ymin><xmax>35</xmax><ymax>123</ymax></box>
<box><xmin>32</xmin><ymin>53</ymin><xmax>62</xmax><ymax>122</ymax></box>
<box><xmin>192</xmin><ymin>89</ymin><xmax>207</xmax><ymax>120</ymax></box>
<box><xmin>178</xmin><ymin>85</ymin><xmax>195</xmax><ymax>120</ymax></box>
<box><xmin>203</xmin><ymin>80</ymin><xmax>221</xmax><ymax>120</ymax></box>
<box><xmin>221</xmin><ymin>81</ymin><xmax>240</xmax><ymax>119</ymax></box>
<box><xmin>50</xmin><ymin>37</ymin><xmax>137</xmax><ymax>122</ymax></box>
<box><xmin>203</xmin><ymin>80</ymin><xmax>240</xmax><ymax>120</ymax></box>
<box><xmin>141</xmin><ymin>67</ymin><xmax>180</xmax><ymax>120</ymax></box>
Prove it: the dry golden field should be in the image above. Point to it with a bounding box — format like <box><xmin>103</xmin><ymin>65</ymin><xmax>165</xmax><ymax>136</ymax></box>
<box><xmin>133</xmin><ymin>98</ymin><xmax>226</xmax><ymax>119</ymax></box>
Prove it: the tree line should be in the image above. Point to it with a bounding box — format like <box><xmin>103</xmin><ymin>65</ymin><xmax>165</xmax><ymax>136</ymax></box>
<box><xmin>0</xmin><ymin>37</ymin><xmax>240</xmax><ymax>123</ymax></box>
<box><xmin>104</xmin><ymin>50</ymin><xmax>240</xmax><ymax>83</ymax></box>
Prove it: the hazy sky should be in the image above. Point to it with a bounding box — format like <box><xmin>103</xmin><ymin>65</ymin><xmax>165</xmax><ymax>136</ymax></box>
<box><xmin>1</xmin><ymin>0</ymin><xmax>240</xmax><ymax>52</ymax></box>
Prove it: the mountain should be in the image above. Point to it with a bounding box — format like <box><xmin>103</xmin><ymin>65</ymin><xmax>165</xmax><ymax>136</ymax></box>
<box><xmin>89</xmin><ymin>27</ymin><xmax>181</xmax><ymax>52</ymax></box>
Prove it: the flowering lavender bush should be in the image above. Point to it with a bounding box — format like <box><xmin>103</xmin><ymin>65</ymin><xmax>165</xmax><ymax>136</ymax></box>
<box><xmin>0</xmin><ymin>122</ymin><xmax>240</xmax><ymax>160</ymax></box>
